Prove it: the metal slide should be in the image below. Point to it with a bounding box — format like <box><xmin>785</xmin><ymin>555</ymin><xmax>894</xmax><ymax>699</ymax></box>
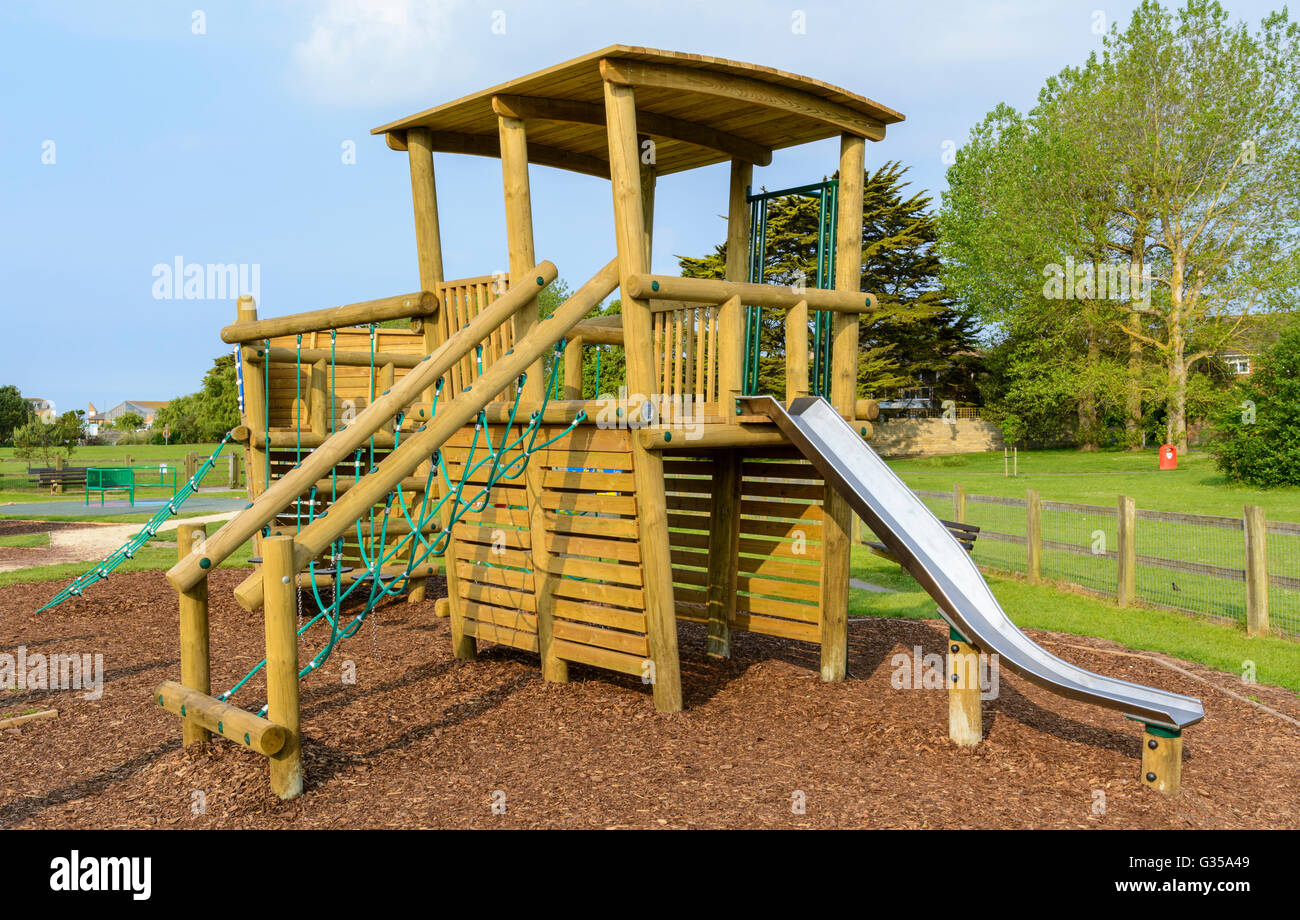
<box><xmin>749</xmin><ymin>395</ymin><xmax>1204</xmax><ymax>730</ymax></box>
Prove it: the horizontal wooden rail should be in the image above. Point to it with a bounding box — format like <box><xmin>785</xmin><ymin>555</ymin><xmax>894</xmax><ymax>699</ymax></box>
<box><xmin>167</xmin><ymin>261</ymin><xmax>558</xmax><ymax>593</ymax></box>
<box><xmin>571</xmin><ymin>317</ymin><xmax>624</xmax><ymax>345</ymax></box>
<box><xmin>248</xmin><ymin>345</ymin><xmax>426</xmax><ymax>370</ymax></box>
<box><xmin>625</xmin><ymin>274</ymin><xmax>877</xmax><ymax>314</ymax></box>
<box><xmin>220</xmin><ymin>291</ymin><xmax>438</xmax><ymax>344</ymax></box>
<box><xmin>231</xmin><ymin>258</ymin><xmax>621</xmax><ymax>612</ymax></box>
<box><xmin>153</xmin><ymin>680</ymin><xmax>286</xmax><ymax>755</ymax></box>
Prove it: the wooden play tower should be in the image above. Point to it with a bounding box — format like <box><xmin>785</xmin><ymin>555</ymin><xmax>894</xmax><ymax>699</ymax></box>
<box><xmin>159</xmin><ymin>46</ymin><xmax>910</xmax><ymax>797</ymax></box>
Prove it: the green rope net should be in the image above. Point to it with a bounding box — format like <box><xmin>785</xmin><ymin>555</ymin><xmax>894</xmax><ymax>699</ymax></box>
<box><xmin>36</xmin><ymin>433</ymin><xmax>237</xmax><ymax>613</ymax></box>
<box><xmin>219</xmin><ymin>338</ymin><xmax>580</xmax><ymax>714</ymax></box>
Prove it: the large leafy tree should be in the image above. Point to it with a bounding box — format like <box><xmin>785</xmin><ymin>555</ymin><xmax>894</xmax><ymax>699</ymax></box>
<box><xmin>943</xmin><ymin>0</ymin><xmax>1300</xmax><ymax>452</ymax></box>
<box><xmin>678</xmin><ymin>161</ymin><xmax>973</xmax><ymax>400</ymax></box>
<box><xmin>156</xmin><ymin>355</ymin><xmax>241</xmax><ymax>443</ymax></box>
<box><xmin>0</xmin><ymin>385</ymin><xmax>34</xmax><ymax>445</ymax></box>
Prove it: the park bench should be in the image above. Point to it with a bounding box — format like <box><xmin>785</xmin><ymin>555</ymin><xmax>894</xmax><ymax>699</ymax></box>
<box><xmin>85</xmin><ymin>467</ymin><xmax>136</xmax><ymax>506</ymax></box>
<box><xmin>864</xmin><ymin>519</ymin><xmax>980</xmax><ymax>564</ymax></box>
<box><xmin>27</xmin><ymin>466</ymin><xmax>90</xmax><ymax>492</ymax></box>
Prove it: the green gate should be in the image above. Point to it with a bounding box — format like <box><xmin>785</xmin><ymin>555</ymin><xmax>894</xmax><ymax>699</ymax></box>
<box><xmin>743</xmin><ymin>179</ymin><xmax>838</xmax><ymax>397</ymax></box>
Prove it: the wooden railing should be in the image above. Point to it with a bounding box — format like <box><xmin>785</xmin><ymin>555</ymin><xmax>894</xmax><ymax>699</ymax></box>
<box><xmin>437</xmin><ymin>274</ymin><xmax>510</xmax><ymax>392</ymax></box>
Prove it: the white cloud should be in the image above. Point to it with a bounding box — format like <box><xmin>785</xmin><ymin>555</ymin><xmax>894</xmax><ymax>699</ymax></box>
<box><xmin>290</xmin><ymin>0</ymin><xmax>469</xmax><ymax>107</ymax></box>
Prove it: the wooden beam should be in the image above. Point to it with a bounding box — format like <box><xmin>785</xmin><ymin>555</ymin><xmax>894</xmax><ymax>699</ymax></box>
<box><xmin>237</xmin><ymin>296</ymin><xmax>268</xmax><ymax>501</ymax></box>
<box><xmin>220</xmin><ymin>291</ymin><xmax>435</xmax><ymax>344</ymax></box>
<box><xmin>948</xmin><ymin>632</ymin><xmax>983</xmax><ymax>746</ymax></box>
<box><xmin>1141</xmin><ymin>727</ymin><xmax>1182</xmax><ymax>794</ymax></box>
<box><xmin>625</xmin><ymin>273</ymin><xmax>876</xmax><ymax>313</ymax></box>
<box><xmin>785</xmin><ymin>299</ymin><xmax>810</xmax><ymax>403</ymax></box>
<box><xmin>406</xmin><ymin>126</ymin><xmax>445</xmax><ymax>608</ymax></box>
<box><xmin>603</xmin><ymin>78</ymin><xmax>683</xmax><ymax>713</ymax></box>
<box><xmin>571</xmin><ymin>317</ymin><xmax>624</xmax><ymax>345</ymax></box>
<box><xmin>263</xmin><ymin>535</ymin><xmax>303</xmax><ymax>800</ymax></box>
<box><xmin>500</xmin><ymin>110</ymin><xmax>565</xmax><ymax>683</ymax></box>
<box><xmin>167</xmin><ymin>264</ymin><xmax>558</xmax><ymax>593</ymax></box>
<box><xmin>176</xmin><ymin>522</ymin><xmax>210</xmax><ymax>747</ymax></box>
<box><xmin>153</xmin><ymin>681</ymin><xmax>286</xmax><ymax>756</ymax></box>
<box><xmin>248</xmin><ymin>345</ymin><xmax>426</xmax><ymax>370</ymax></box>
<box><xmin>1117</xmin><ymin>495</ymin><xmax>1136</xmax><ymax>607</ymax></box>
<box><xmin>1244</xmin><ymin>504</ymin><xmax>1270</xmax><ymax>636</ymax></box>
<box><xmin>491</xmin><ymin>94</ymin><xmax>773</xmax><ymax>166</ymax></box>
<box><xmin>399</xmin><ymin>130</ymin><xmax>610</xmax><ymax>179</ymax></box>
<box><xmin>600</xmin><ymin>58</ymin><xmax>887</xmax><ymax>141</ymax></box>
<box><xmin>819</xmin><ymin>133</ymin><xmax>866</xmax><ymax>683</ymax></box>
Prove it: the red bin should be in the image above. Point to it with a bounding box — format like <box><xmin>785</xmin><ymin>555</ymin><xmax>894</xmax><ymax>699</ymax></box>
<box><xmin>1159</xmin><ymin>443</ymin><xmax>1177</xmax><ymax>470</ymax></box>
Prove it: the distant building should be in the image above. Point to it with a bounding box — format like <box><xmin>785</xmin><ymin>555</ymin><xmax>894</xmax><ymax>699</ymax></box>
<box><xmin>99</xmin><ymin>400</ymin><xmax>171</xmax><ymax>430</ymax></box>
<box><xmin>1214</xmin><ymin>314</ymin><xmax>1289</xmax><ymax>377</ymax></box>
<box><xmin>24</xmin><ymin>398</ymin><xmax>56</xmax><ymax>422</ymax></box>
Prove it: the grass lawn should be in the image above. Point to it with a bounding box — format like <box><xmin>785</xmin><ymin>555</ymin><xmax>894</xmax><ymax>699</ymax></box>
<box><xmin>885</xmin><ymin>446</ymin><xmax>1300</xmax><ymax>521</ymax></box>
<box><xmin>849</xmin><ymin>545</ymin><xmax>1300</xmax><ymax>694</ymax></box>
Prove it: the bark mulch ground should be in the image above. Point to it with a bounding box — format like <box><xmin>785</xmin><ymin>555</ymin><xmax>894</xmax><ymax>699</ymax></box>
<box><xmin>1</xmin><ymin>569</ymin><xmax>1297</xmax><ymax>829</ymax></box>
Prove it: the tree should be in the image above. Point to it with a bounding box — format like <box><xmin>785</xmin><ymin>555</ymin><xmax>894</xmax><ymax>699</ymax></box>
<box><xmin>114</xmin><ymin>412</ymin><xmax>145</xmax><ymax>431</ymax></box>
<box><xmin>678</xmin><ymin>161</ymin><xmax>972</xmax><ymax>400</ymax></box>
<box><xmin>0</xmin><ymin>385</ymin><xmax>34</xmax><ymax>445</ymax></box>
<box><xmin>1209</xmin><ymin>320</ymin><xmax>1300</xmax><ymax>487</ymax></box>
<box><xmin>12</xmin><ymin>410</ymin><xmax>83</xmax><ymax>465</ymax></box>
<box><xmin>942</xmin><ymin>0</ymin><xmax>1300</xmax><ymax>452</ymax></box>
<box><xmin>155</xmin><ymin>355</ymin><xmax>241</xmax><ymax>443</ymax></box>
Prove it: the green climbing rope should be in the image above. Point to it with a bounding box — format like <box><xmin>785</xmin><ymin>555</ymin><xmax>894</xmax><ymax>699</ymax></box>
<box><xmin>218</xmin><ymin>339</ymin><xmax>582</xmax><ymax>713</ymax></box>
<box><xmin>36</xmin><ymin>433</ymin><xmax>237</xmax><ymax>613</ymax></box>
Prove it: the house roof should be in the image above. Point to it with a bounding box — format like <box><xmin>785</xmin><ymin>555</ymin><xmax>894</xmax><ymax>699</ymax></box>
<box><xmin>372</xmin><ymin>45</ymin><xmax>904</xmax><ymax>178</ymax></box>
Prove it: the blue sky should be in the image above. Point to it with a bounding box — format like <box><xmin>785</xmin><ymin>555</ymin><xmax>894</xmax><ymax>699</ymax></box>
<box><xmin>0</xmin><ymin>0</ymin><xmax>1283</xmax><ymax>416</ymax></box>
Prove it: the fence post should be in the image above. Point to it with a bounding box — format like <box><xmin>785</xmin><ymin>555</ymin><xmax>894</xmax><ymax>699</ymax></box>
<box><xmin>262</xmin><ymin>534</ymin><xmax>303</xmax><ymax>800</ymax></box>
<box><xmin>1117</xmin><ymin>495</ymin><xmax>1136</xmax><ymax>607</ymax></box>
<box><xmin>227</xmin><ymin>453</ymin><xmax>238</xmax><ymax>489</ymax></box>
<box><xmin>177</xmin><ymin>522</ymin><xmax>210</xmax><ymax>746</ymax></box>
<box><xmin>1244</xmin><ymin>504</ymin><xmax>1269</xmax><ymax>637</ymax></box>
<box><xmin>953</xmin><ymin>483</ymin><xmax>966</xmax><ymax>524</ymax></box>
<box><xmin>1026</xmin><ymin>489</ymin><xmax>1042</xmax><ymax>583</ymax></box>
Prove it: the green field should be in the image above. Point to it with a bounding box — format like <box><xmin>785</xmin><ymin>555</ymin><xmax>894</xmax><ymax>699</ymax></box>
<box><xmin>0</xmin><ymin>442</ymin><xmax>238</xmax><ymax>510</ymax></box>
<box><xmin>849</xmin><ymin>545</ymin><xmax>1300</xmax><ymax>694</ymax></box>
<box><xmin>886</xmin><ymin>447</ymin><xmax>1300</xmax><ymax>521</ymax></box>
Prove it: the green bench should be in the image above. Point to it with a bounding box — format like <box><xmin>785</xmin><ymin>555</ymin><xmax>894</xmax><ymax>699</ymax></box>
<box><xmin>85</xmin><ymin>467</ymin><xmax>136</xmax><ymax>506</ymax></box>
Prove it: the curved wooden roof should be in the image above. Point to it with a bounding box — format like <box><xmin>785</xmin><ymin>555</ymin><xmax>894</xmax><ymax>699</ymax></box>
<box><xmin>372</xmin><ymin>45</ymin><xmax>904</xmax><ymax>178</ymax></box>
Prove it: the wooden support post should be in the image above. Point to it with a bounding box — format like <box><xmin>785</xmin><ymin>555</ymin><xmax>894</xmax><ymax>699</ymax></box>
<box><xmin>176</xmin><ymin>522</ymin><xmax>210</xmax><ymax>746</ymax></box>
<box><xmin>262</xmin><ymin>535</ymin><xmax>303</xmax><ymax>800</ymax></box>
<box><xmin>1141</xmin><ymin>726</ymin><xmax>1182</xmax><ymax>794</ymax></box>
<box><xmin>499</xmin><ymin>110</ymin><xmax>565</xmax><ymax>682</ymax></box>
<box><xmin>953</xmin><ymin>483</ymin><xmax>966</xmax><ymax>525</ymax></box>
<box><xmin>564</xmin><ymin>335</ymin><xmax>585</xmax><ymax>399</ymax></box>
<box><xmin>719</xmin><ymin>158</ymin><xmax>751</xmax><ymax>421</ymax></box>
<box><xmin>819</xmin><ymin>133</ymin><xmax>865</xmax><ymax>683</ymax></box>
<box><xmin>604</xmin><ymin>78</ymin><xmax>682</xmax><ymax>712</ymax></box>
<box><xmin>308</xmin><ymin>359</ymin><xmax>329</xmax><ymax>436</ymax></box>
<box><xmin>948</xmin><ymin>629</ymin><xmax>982</xmax><ymax>747</ymax></box>
<box><xmin>238</xmin><ymin>295</ymin><xmax>267</xmax><ymax>499</ymax></box>
<box><xmin>1244</xmin><ymin>504</ymin><xmax>1269</xmax><ymax>636</ymax></box>
<box><xmin>377</xmin><ymin>362</ymin><xmax>396</xmax><ymax>434</ymax></box>
<box><xmin>1026</xmin><ymin>488</ymin><xmax>1042</xmax><ymax>584</ymax></box>
<box><xmin>406</xmin><ymin>126</ymin><xmax>447</xmax><ymax>611</ymax></box>
<box><xmin>705</xmin><ymin>452</ymin><xmax>741</xmax><ymax>659</ymax></box>
<box><xmin>785</xmin><ymin>299</ymin><xmax>810</xmax><ymax>404</ymax></box>
<box><xmin>700</xmin><ymin>157</ymin><xmax>753</xmax><ymax>663</ymax></box>
<box><xmin>1117</xmin><ymin>494</ymin><xmax>1136</xmax><ymax>607</ymax></box>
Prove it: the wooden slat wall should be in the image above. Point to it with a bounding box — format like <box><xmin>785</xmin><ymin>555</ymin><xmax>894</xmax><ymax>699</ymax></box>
<box><xmin>437</xmin><ymin>276</ymin><xmax>508</xmax><ymax>394</ymax></box>
<box><xmin>265</xmin><ymin>327</ymin><xmax>425</xmax><ymax>429</ymax></box>
<box><xmin>652</xmin><ymin>306</ymin><xmax>718</xmax><ymax>420</ymax></box>
<box><xmin>443</xmin><ymin>425</ymin><xmax>538</xmax><ymax>653</ymax></box>
<box><xmin>667</xmin><ymin>450</ymin><xmax>824</xmax><ymax>643</ymax></box>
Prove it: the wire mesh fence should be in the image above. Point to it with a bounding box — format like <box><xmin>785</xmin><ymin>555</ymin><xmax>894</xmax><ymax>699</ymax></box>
<box><xmin>889</xmin><ymin>486</ymin><xmax>1296</xmax><ymax>638</ymax></box>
